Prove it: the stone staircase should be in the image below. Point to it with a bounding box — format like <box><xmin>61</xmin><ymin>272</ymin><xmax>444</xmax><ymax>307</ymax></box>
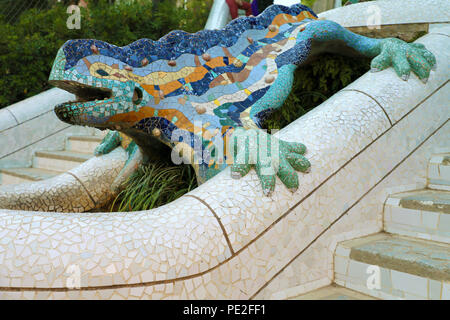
<box><xmin>296</xmin><ymin>152</ymin><xmax>450</xmax><ymax>300</ymax></box>
<box><xmin>0</xmin><ymin>134</ymin><xmax>103</xmax><ymax>186</ymax></box>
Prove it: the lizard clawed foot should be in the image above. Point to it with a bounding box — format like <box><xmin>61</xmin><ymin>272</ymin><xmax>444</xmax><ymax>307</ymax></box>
<box><xmin>229</xmin><ymin>128</ymin><xmax>311</xmax><ymax>196</ymax></box>
<box><xmin>370</xmin><ymin>38</ymin><xmax>436</xmax><ymax>82</ymax></box>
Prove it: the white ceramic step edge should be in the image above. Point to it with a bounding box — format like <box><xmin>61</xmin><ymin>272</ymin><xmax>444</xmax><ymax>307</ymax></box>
<box><xmin>428</xmin><ymin>155</ymin><xmax>450</xmax><ymax>190</ymax></box>
<box><xmin>33</xmin><ymin>150</ymin><xmax>92</xmax><ymax>172</ymax></box>
<box><xmin>66</xmin><ymin>135</ymin><xmax>103</xmax><ymax>154</ymax></box>
<box><xmin>384</xmin><ymin>196</ymin><xmax>450</xmax><ymax>244</ymax></box>
<box><xmin>0</xmin><ymin>167</ymin><xmax>60</xmax><ymax>186</ymax></box>
<box><xmin>334</xmin><ymin>234</ymin><xmax>450</xmax><ymax>300</ymax></box>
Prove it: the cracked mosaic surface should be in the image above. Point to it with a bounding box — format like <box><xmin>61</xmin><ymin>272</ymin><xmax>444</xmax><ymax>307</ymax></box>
<box><xmin>0</xmin><ymin>195</ymin><xmax>230</xmax><ymax>290</ymax></box>
<box><xmin>319</xmin><ymin>0</ymin><xmax>450</xmax><ymax>28</ymax></box>
<box><xmin>255</xmin><ymin>100</ymin><xmax>450</xmax><ymax>300</ymax></box>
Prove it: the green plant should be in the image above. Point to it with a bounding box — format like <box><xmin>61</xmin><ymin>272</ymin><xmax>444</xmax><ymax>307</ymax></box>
<box><xmin>110</xmin><ymin>162</ymin><xmax>198</xmax><ymax>212</ymax></box>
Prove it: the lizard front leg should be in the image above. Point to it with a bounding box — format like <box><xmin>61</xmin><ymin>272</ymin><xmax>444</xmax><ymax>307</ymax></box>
<box><xmin>302</xmin><ymin>19</ymin><xmax>436</xmax><ymax>82</ymax></box>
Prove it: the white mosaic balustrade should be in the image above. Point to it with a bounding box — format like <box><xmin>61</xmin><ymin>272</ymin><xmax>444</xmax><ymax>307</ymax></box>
<box><xmin>0</xmin><ymin>88</ymin><xmax>98</xmax><ymax>169</ymax></box>
<box><xmin>343</xmin><ymin>35</ymin><xmax>450</xmax><ymax>124</ymax></box>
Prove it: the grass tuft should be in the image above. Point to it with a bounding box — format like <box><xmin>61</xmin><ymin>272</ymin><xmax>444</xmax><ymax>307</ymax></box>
<box><xmin>110</xmin><ymin>162</ymin><xmax>197</xmax><ymax>212</ymax></box>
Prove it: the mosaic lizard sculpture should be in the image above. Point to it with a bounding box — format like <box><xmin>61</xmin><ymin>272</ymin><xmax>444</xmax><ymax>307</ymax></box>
<box><xmin>51</xmin><ymin>4</ymin><xmax>436</xmax><ymax>195</ymax></box>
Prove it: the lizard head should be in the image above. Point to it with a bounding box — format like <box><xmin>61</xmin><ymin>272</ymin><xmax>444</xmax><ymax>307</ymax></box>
<box><xmin>50</xmin><ymin>39</ymin><xmax>150</xmax><ymax>131</ymax></box>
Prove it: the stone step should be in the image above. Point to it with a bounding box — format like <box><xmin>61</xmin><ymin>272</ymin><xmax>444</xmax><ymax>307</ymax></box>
<box><xmin>384</xmin><ymin>189</ymin><xmax>450</xmax><ymax>243</ymax></box>
<box><xmin>0</xmin><ymin>167</ymin><xmax>60</xmax><ymax>186</ymax></box>
<box><xmin>428</xmin><ymin>154</ymin><xmax>450</xmax><ymax>191</ymax></box>
<box><xmin>66</xmin><ymin>135</ymin><xmax>103</xmax><ymax>154</ymax></box>
<box><xmin>289</xmin><ymin>284</ymin><xmax>377</xmax><ymax>300</ymax></box>
<box><xmin>33</xmin><ymin>150</ymin><xmax>92</xmax><ymax>172</ymax></box>
<box><xmin>334</xmin><ymin>233</ymin><xmax>450</xmax><ymax>300</ymax></box>
<box><xmin>429</xmin><ymin>179</ymin><xmax>450</xmax><ymax>191</ymax></box>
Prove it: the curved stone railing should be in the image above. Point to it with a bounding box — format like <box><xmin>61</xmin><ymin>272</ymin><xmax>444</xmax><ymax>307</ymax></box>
<box><xmin>0</xmin><ymin>0</ymin><xmax>230</xmax><ymax>210</ymax></box>
<box><xmin>0</xmin><ymin>148</ymin><xmax>127</xmax><ymax>212</ymax></box>
<box><xmin>319</xmin><ymin>0</ymin><xmax>450</xmax><ymax>41</ymax></box>
<box><xmin>204</xmin><ymin>0</ymin><xmax>230</xmax><ymax>30</ymax></box>
<box><xmin>0</xmin><ymin>23</ymin><xmax>447</xmax><ymax>298</ymax></box>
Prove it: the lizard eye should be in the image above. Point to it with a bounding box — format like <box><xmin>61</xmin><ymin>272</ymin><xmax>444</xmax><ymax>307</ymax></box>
<box><xmin>96</xmin><ymin>69</ymin><xmax>109</xmax><ymax>76</ymax></box>
<box><xmin>132</xmin><ymin>87</ymin><xmax>143</xmax><ymax>105</ymax></box>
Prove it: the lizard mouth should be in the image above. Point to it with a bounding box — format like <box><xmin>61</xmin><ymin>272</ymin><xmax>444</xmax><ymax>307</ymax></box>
<box><xmin>52</xmin><ymin>79</ymin><xmax>143</xmax><ymax>130</ymax></box>
<box><xmin>51</xmin><ymin>80</ymin><xmax>113</xmax><ymax>105</ymax></box>
<box><xmin>52</xmin><ymin>80</ymin><xmax>120</xmax><ymax>127</ymax></box>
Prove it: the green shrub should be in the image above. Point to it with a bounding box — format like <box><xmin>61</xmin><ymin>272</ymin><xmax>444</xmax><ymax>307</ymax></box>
<box><xmin>0</xmin><ymin>0</ymin><xmax>212</xmax><ymax>108</ymax></box>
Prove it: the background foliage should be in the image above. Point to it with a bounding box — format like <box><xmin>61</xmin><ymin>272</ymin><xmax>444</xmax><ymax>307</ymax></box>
<box><xmin>301</xmin><ymin>0</ymin><xmax>317</xmax><ymax>9</ymax></box>
<box><xmin>0</xmin><ymin>0</ymin><xmax>213</xmax><ymax>108</ymax></box>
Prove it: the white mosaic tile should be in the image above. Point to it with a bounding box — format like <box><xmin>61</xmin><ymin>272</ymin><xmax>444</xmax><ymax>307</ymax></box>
<box><xmin>68</xmin><ymin>148</ymin><xmax>127</xmax><ymax>207</ymax></box>
<box><xmin>391</xmin><ymin>270</ymin><xmax>428</xmax><ymax>299</ymax></box>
